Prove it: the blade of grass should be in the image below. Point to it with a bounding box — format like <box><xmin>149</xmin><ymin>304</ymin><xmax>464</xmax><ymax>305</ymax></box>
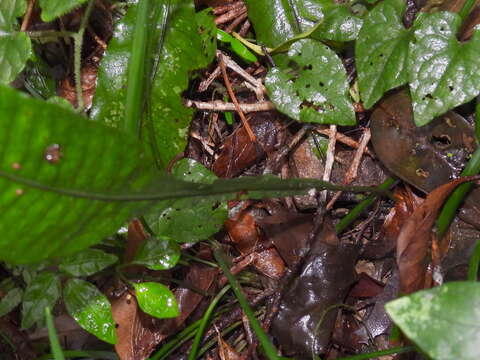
<box><xmin>436</xmin><ymin>147</ymin><xmax>480</xmax><ymax>237</ymax></box>
<box><xmin>187</xmin><ymin>285</ymin><xmax>231</xmax><ymax>360</ymax></box>
<box><xmin>212</xmin><ymin>243</ymin><xmax>280</xmax><ymax>360</ymax></box>
<box><xmin>335</xmin><ymin>177</ymin><xmax>397</xmax><ymax>234</ymax></box>
<box><xmin>45</xmin><ymin>307</ymin><xmax>64</xmax><ymax>360</ymax></box>
<box><xmin>468</xmin><ymin>240</ymin><xmax>480</xmax><ymax>281</ymax></box>
<box><xmin>335</xmin><ymin>346</ymin><xmax>415</xmax><ymax>360</ymax></box>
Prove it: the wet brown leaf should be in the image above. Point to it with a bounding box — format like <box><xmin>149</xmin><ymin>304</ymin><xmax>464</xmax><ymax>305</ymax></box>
<box><xmin>397</xmin><ymin>176</ymin><xmax>480</xmax><ymax>294</ymax></box>
<box><xmin>272</xmin><ymin>220</ymin><xmax>359</xmax><ymax>356</ymax></box>
<box><xmin>57</xmin><ymin>65</ymin><xmax>98</xmax><ymax>109</ymax></box>
<box><xmin>212</xmin><ymin>112</ymin><xmax>284</xmax><ymax>177</ymax></box>
<box><xmin>217</xmin><ymin>330</ymin><xmax>241</xmax><ymax>360</ymax></box>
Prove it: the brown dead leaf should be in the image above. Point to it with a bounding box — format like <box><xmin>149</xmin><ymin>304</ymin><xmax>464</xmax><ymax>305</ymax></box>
<box><xmin>397</xmin><ymin>175</ymin><xmax>480</xmax><ymax>294</ymax></box>
<box><xmin>212</xmin><ymin>112</ymin><xmax>283</xmax><ymax>177</ymax></box>
<box><xmin>57</xmin><ymin>65</ymin><xmax>98</xmax><ymax>109</ymax></box>
<box><xmin>217</xmin><ymin>329</ymin><xmax>241</xmax><ymax>360</ymax></box>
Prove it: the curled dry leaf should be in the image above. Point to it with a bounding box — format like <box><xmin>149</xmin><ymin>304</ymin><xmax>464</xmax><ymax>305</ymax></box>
<box><xmin>397</xmin><ymin>175</ymin><xmax>480</xmax><ymax>294</ymax></box>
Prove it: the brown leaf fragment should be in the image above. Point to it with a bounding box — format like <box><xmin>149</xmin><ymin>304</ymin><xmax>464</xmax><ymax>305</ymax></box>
<box><xmin>217</xmin><ymin>328</ymin><xmax>242</xmax><ymax>360</ymax></box>
<box><xmin>397</xmin><ymin>176</ymin><xmax>480</xmax><ymax>294</ymax></box>
<box><xmin>272</xmin><ymin>220</ymin><xmax>359</xmax><ymax>356</ymax></box>
<box><xmin>212</xmin><ymin>112</ymin><xmax>284</xmax><ymax>177</ymax></box>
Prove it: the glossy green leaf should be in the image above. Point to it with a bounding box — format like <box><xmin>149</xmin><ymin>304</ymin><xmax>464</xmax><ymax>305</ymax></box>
<box><xmin>0</xmin><ymin>0</ymin><xmax>31</xmax><ymax>84</ymax></box>
<box><xmin>146</xmin><ymin>159</ymin><xmax>228</xmax><ymax>243</ymax></box>
<box><xmin>0</xmin><ymin>85</ymin><xmax>156</xmax><ymax>264</ymax></box>
<box><xmin>0</xmin><ymin>288</ymin><xmax>23</xmax><ymax>318</ymax></box>
<box><xmin>21</xmin><ymin>272</ymin><xmax>61</xmax><ymax>329</ymax></box>
<box><xmin>311</xmin><ymin>4</ymin><xmax>363</xmax><ymax>42</ymax></box>
<box><xmin>63</xmin><ymin>279</ymin><xmax>117</xmax><ymax>344</ymax></box>
<box><xmin>265</xmin><ymin>39</ymin><xmax>355</xmax><ymax>125</ymax></box>
<box><xmin>59</xmin><ymin>249</ymin><xmax>118</xmax><ymax>277</ymax></box>
<box><xmin>409</xmin><ymin>11</ymin><xmax>480</xmax><ymax>126</ymax></box>
<box><xmin>38</xmin><ymin>0</ymin><xmax>88</xmax><ymax>22</ymax></box>
<box><xmin>132</xmin><ymin>237</ymin><xmax>180</xmax><ymax>270</ymax></box>
<box><xmin>91</xmin><ymin>1</ymin><xmax>216</xmax><ymax>166</ymax></box>
<box><xmin>386</xmin><ymin>282</ymin><xmax>480</xmax><ymax>360</ymax></box>
<box><xmin>356</xmin><ymin>0</ymin><xmax>412</xmax><ymax>109</ymax></box>
<box><xmin>245</xmin><ymin>0</ymin><xmax>361</xmax><ymax>48</ymax></box>
<box><xmin>133</xmin><ymin>282</ymin><xmax>179</xmax><ymax>319</ymax></box>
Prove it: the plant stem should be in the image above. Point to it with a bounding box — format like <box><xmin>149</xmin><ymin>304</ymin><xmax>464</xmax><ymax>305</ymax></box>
<box><xmin>212</xmin><ymin>244</ymin><xmax>280</xmax><ymax>360</ymax></box>
<box><xmin>458</xmin><ymin>0</ymin><xmax>476</xmax><ymax>22</ymax></box>
<box><xmin>45</xmin><ymin>307</ymin><xmax>65</xmax><ymax>360</ymax></box>
<box><xmin>436</xmin><ymin>147</ymin><xmax>480</xmax><ymax>237</ymax></box>
<box><xmin>26</xmin><ymin>30</ymin><xmax>76</xmax><ymax>39</ymax></box>
<box><xmin>335</xmin><ymin>346</ymin><xmax>415</xmax><ymax>360</ymax></box>
<box><xmin>188</xmin><ymin>285</ymin><xmax>231</xmax><ymax>360</ymax></box>
<box><xmin>73</xmin><ymin>0</ymin><xmax>96</xmax><ymax>112</ymax></box>
<box><xmin>335</xmin><ymin>177</ymin><xmax>397</xmax><ymax>234</ymax></box>
<box><xmin>468</xmin><ymin>240</ymin><xmax>480</xmax><ymax>281</ymax></box>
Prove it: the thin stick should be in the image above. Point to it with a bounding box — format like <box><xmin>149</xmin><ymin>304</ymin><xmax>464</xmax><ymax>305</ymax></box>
<box><xmin>20</xmin><ymin>0</ymin><xmax>36</xmax><ymax>31</ymax></box>
<box><xmin>218</xmin><ymin>54</ymin><xmax>257</xmax><ymax>143</ymax></box>
<box><xmin>184</xmin><ymin>99</ymin><xmax>274</xmax><ymax>113</ymax></box>
<box><xmin>320</xmin><ymin>125</ymin><xmax>337</xmax><ymax>203</ymax></box>
<box><xmin>327</xmin><ymin>128</ymin><xmax>371</xmax><ymax>210</ymax></box>
<box><xmin>215</xmin><ymin>5</ymin><xmax>247</xmax><ymax>25</ymax></box>
<box><xmin>225</xmin><ymin>12</ymin><xmax>248</xmax><ymax>33</ymax></box>
<box><xmin>316</xmin><ymin>128</ymin><xmax>374</xmax><ymax>157</ymax></box>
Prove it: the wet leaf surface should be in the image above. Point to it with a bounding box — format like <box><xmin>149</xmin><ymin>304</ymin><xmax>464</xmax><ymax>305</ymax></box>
<box><xmin>272</xmin><ymin>220</ymin><xmax>358</xmax><ymax>356</ymax></box>
<box><xmin>38</xmin><ymin>0</ymin><xmax>89</xmax><ymax>22</ymax></box>
<box><xmin>132</xmin><ymin>237</ymin><xmax>180</xmax><ymax>270</ymax></box>
<box><xmin>64</xmin><ymin>278</ymin><xmax>117</xmax><ymax>344</ymax></box>
<box><xmin>133</xmin><ymin>282</ymin><xmax>179</xmax><ymax>319</ymax></box>
<box><xmin>58</xmin><ymin>248</ymin><xmax>118</xmax><ymax>277</ymax></box>
<box><xmin>386</xmin><ymin>281</ymin><xmax>480</xmax><ymax>360</ymax></box>
<box><xmin>21</xmin><ymin>272</ymin><xmax>61</xmax><ymax>329</ymax></box>
<box><xmin>265</xmin><ymin>39</ymin><xmax>355</xmax><ymax>125</ymax></box>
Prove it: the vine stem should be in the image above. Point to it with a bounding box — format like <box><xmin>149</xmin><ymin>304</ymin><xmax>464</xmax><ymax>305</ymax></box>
<box><xmin>73</xmin><ymin>0</ymin><xmax>96</xmax><ymax>112</ymax></box>
<box><xmin>458</xmin><ymin>0</ymin><xmax>476</xmax><ymax>22</ymax></box>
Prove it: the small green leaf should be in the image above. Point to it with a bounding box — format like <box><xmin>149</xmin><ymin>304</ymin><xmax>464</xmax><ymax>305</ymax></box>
<box><xmin>0</xmin><ymin>288</ymin><xmax>23</xmax><ymax>318</ymax></box>
<box><xmin>356</xmin><ymin>0</ymin><xmax>412</xmax><ymax>109</ymax></box>
<box><xmin>59</xmin><ymin>249</ymin><xmax>118</xmax><ymax>277</ymax></box>
<box><xmin>38</xmin><ymin>0</ymin><xmax>88</xmax><ymax>22</ymax></box>
<box><xmin>132</xmin><ymin>237</ymin><xmax>180</xmax><ymax>270</ymax></box>
<box><xmin>230</xmin><ymin>38</ymin><xmax>258</xmax><ymax>62</ymax></box>
<box><xmin>0</xmin><ymin>0</ymin><xmax>31</xmax><ymax>84</ymax></box>
<box><xmin>63</xmin><ymin>279</ymin><xmax>117</xmax><ymax>344</ymax></box>
<box><xmin>386</xmin><ymin>282</ymin><xmax>480</xmax><ymax>360</ymax></box>
<box><xmin>146</xmin><ymin>159</ymin><xmax>228</xmax><ymax>243</ymax></box>
<box><xmin>265</xmin><ymin>39</ymin><xmax>355</xmax><ymax>125</ymax></box>
<box><xmin>409</xmin><ymin>11</ymin><xmax>480</xmax><ymax>126</ymax></box>
<box><xmin>133</xmin><ymin>282</ymin><xmax>179</xmax><ymax>319</ymax></box>
<box><xmin>311</xmin><ymin>5</ymin><xmax>363</xmax><ymax>42</ymax></box>
<box><xmin>22</xmin><ymin>272</ymin><xmax>61</xmax><ymax>329</ymax></box>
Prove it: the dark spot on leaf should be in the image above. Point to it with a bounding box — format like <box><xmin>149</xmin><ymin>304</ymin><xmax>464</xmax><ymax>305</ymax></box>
<box><xmin>379</xmin><ymin>53</ymin><xmax>384</xmax><ymax>57</ymax></box>
<box><xmin>302</xmin><ymin>64</ymin><xmax>313</xmax><ymax>71</ymax></box>
<box><xmin>431</xmin><ymin>134</ymin><xmax>452</xmax><ymax>148</ymax></box>
<box><xmin>319</xmin><ymin>82</ymin><xmax>324</xmax><ymax>87</ymax></box>
<box><xmin>449</xmin><ymin>86</ymin><xmax>454</xmax><ymax>91</ymax></box>
<box><xmin>197</xmin><ymin>225</ymin><xmax>202</xmax><ymax>228</ymax></box>
<box><xmin>306</xmin><ymin>84</ymin><xmax>311</xmax><ymax>88</ymax></box>
<box><xmin>327</xmin><ymin>103</ymin><xmax>335</xmax><ymax>110</ymax></box>
<box><xmin>45</xmin><ymin>144</ymin><xmax>62</xmax><ymax>164</ymax></box>
<box><xmin>126</xmin><ymin>300</ymin><xmax>131</xmax><ymax>305</ymax></box>
<box><xmin>115</xmin><ymin>323</ymin><xmax>119</xmax><ymax>328</ymax></box>
<box><xmin>369</xmin><ymin>62</ymin><xmax>373</xmax><ymax>66</ymax></box>
<box><xmin>300</xmin><ymin>100</ymin><xmax>324</xmax><ymax>112</ymax></box>
<box><xmin>198</xmin><ymin>26</ymin><xmax>205</xmax><ymax>34</ymax></box>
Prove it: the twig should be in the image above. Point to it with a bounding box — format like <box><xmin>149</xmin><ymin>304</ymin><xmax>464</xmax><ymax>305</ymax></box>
<box><xmin>327</xmin><ymin>128</ymin><xmax>371</xmax><ymax>209</ymax></box>
<box><xmin>316</xmin><ymin>128</ymin><xmax>374</xmax><ymax>157</ymax></box>
<box><xmin>198</xmin><ymin>67</ymin><xmax>222</xmax><ymax>92</ymax></box>
<box><xmin>215</xmin><ymin>5</ymin><xmax>247</xmax><ymax>25</ymax></box>
<box><xmin>225</xmin><ymin>12</ymin><xmax>248</xmax><ymax>33</ymax></box>
<box><xmin>219</xmin><ymin>54</ymin><xmax>257</xmax><ymax>143</ymax></box>
<box><xmin>320</xmin><ymin>125</ymin><xmax>337</xmax><ymax>203</ymax></box>
<box><xmin>213</xmin><ymin>1</ymin><xmax>245</xmax><ymax>15</ymax></box>
<box><xmin>20</xmin><ymin>0</ymin><xmax>36</xmax><ymax>31</ymax></box>
<box><xmin>238</xmin><ymin>20</ymin><xmax>251</xmax><ymax>37</ymax></box>
<box><xmin>184</xmin><ymin>99</ymin><xmax>274</xmax><ymax>113</ymax></box>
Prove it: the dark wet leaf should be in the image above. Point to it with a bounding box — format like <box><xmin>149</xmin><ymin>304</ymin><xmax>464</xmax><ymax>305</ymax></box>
<box><xmin>397</xmin><ymin>177</ymin><xmax>479</xmax><ymax>294</ymax></box>
<box><xmin>132</xmin><ymin>237</ymin><xmax>180</xmax><ymax>270</ymax></box>
<box><xmin>21</xmin><ymin>272</ymin><xmax>61</xmax><ymax>329</ymax></box>
<box><xmin>212</xmin><ymin>113</ymin><xmax>282</xmax><ymax>178</ymax></box>
<box><xmin>386</xmin><ymin>281</ymin><xmax>480</xmax><ymax>360</ymax></box>
<box><xmin>272</xmin><ymin>220</ymin><xmax>358</xmax><ymax>356</ymax></box>
<box><xmin>356</xmin><ymin>0</ymin><xmax>412</xmax><ymax>109</ymax></box>
<box><xmin>91</xmin><ymin>1</ymin><xmax>216</xmax><ymax>166</ymax></box>
<box><xmin>58</xmin><ymin>249</ymin><xmax>118</xmax><ymax>277</ymax></box>
<box><xmin>409</xmin><ymin>11</ymin><xmax>480</xmax><ymax>126</ymax></box>
<box><xmin>0</xmin><ymin>0</ymin><xmax>31</xmax><ymax>84</ymax></box>
<box><xmin>133</xmin><ymin>282</ymin><xmax>179</xmax><ymax>319</ymax></box>
<box><xmin>0</xmin><ymin>288</ymin><xmax>23</xmax><ymax>318</ymax></box>
<box><xmin>265</xmin><ymin>39</ymin><xmax>355</xmax><ymax>125</ymax></box>
<box><xmin>38</xmin><ymin>0</ymin><xmax>88</xmax><ymax>22</ymax></box>
<box><xmin>311</xmin><ymin>5</ymin><xmax>363</xmax><ymax>42</ymax></box>
<box><xmin>63</xmin><ymin>278</ymin><xmax>117</xmax><ymax>344</ymax></box>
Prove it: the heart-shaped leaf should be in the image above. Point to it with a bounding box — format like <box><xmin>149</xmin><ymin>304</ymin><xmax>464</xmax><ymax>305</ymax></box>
<box><xmin>133</xmin><ymin>282</ymin><xmax>179</xmax><ymax>319</ymax></box>
<box><xmin>59</xmin><ymin>249</ymin><xmax>118</xmax><ymax>277</ymax></box>
<box><xmin>356</xmin><ymin>0</ymin><xmax>412</xmax><ymax>109</ymax></box>
<box><xmin>386</xmin><ymin>282</ymin><xmax>480</xmax><ymax>360</ymax></box>
<box><xmin>265</xmin><ymin>39</ymin><xmax>355</xmax><ymax>125</ymax></box>
<box><xmin>409</xmin><ymin>11</ymin><xmax>480</xmax><ymax>126</ymax></box>
<box><xmin>21</xmin><ymin>272</ymin><xmax>61</xmax><ymax>329</ymax></box>
<box><xmin>63</xmin><ymin>278</ymin><xmax>117</xmax><ymax>344</ymax></box>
